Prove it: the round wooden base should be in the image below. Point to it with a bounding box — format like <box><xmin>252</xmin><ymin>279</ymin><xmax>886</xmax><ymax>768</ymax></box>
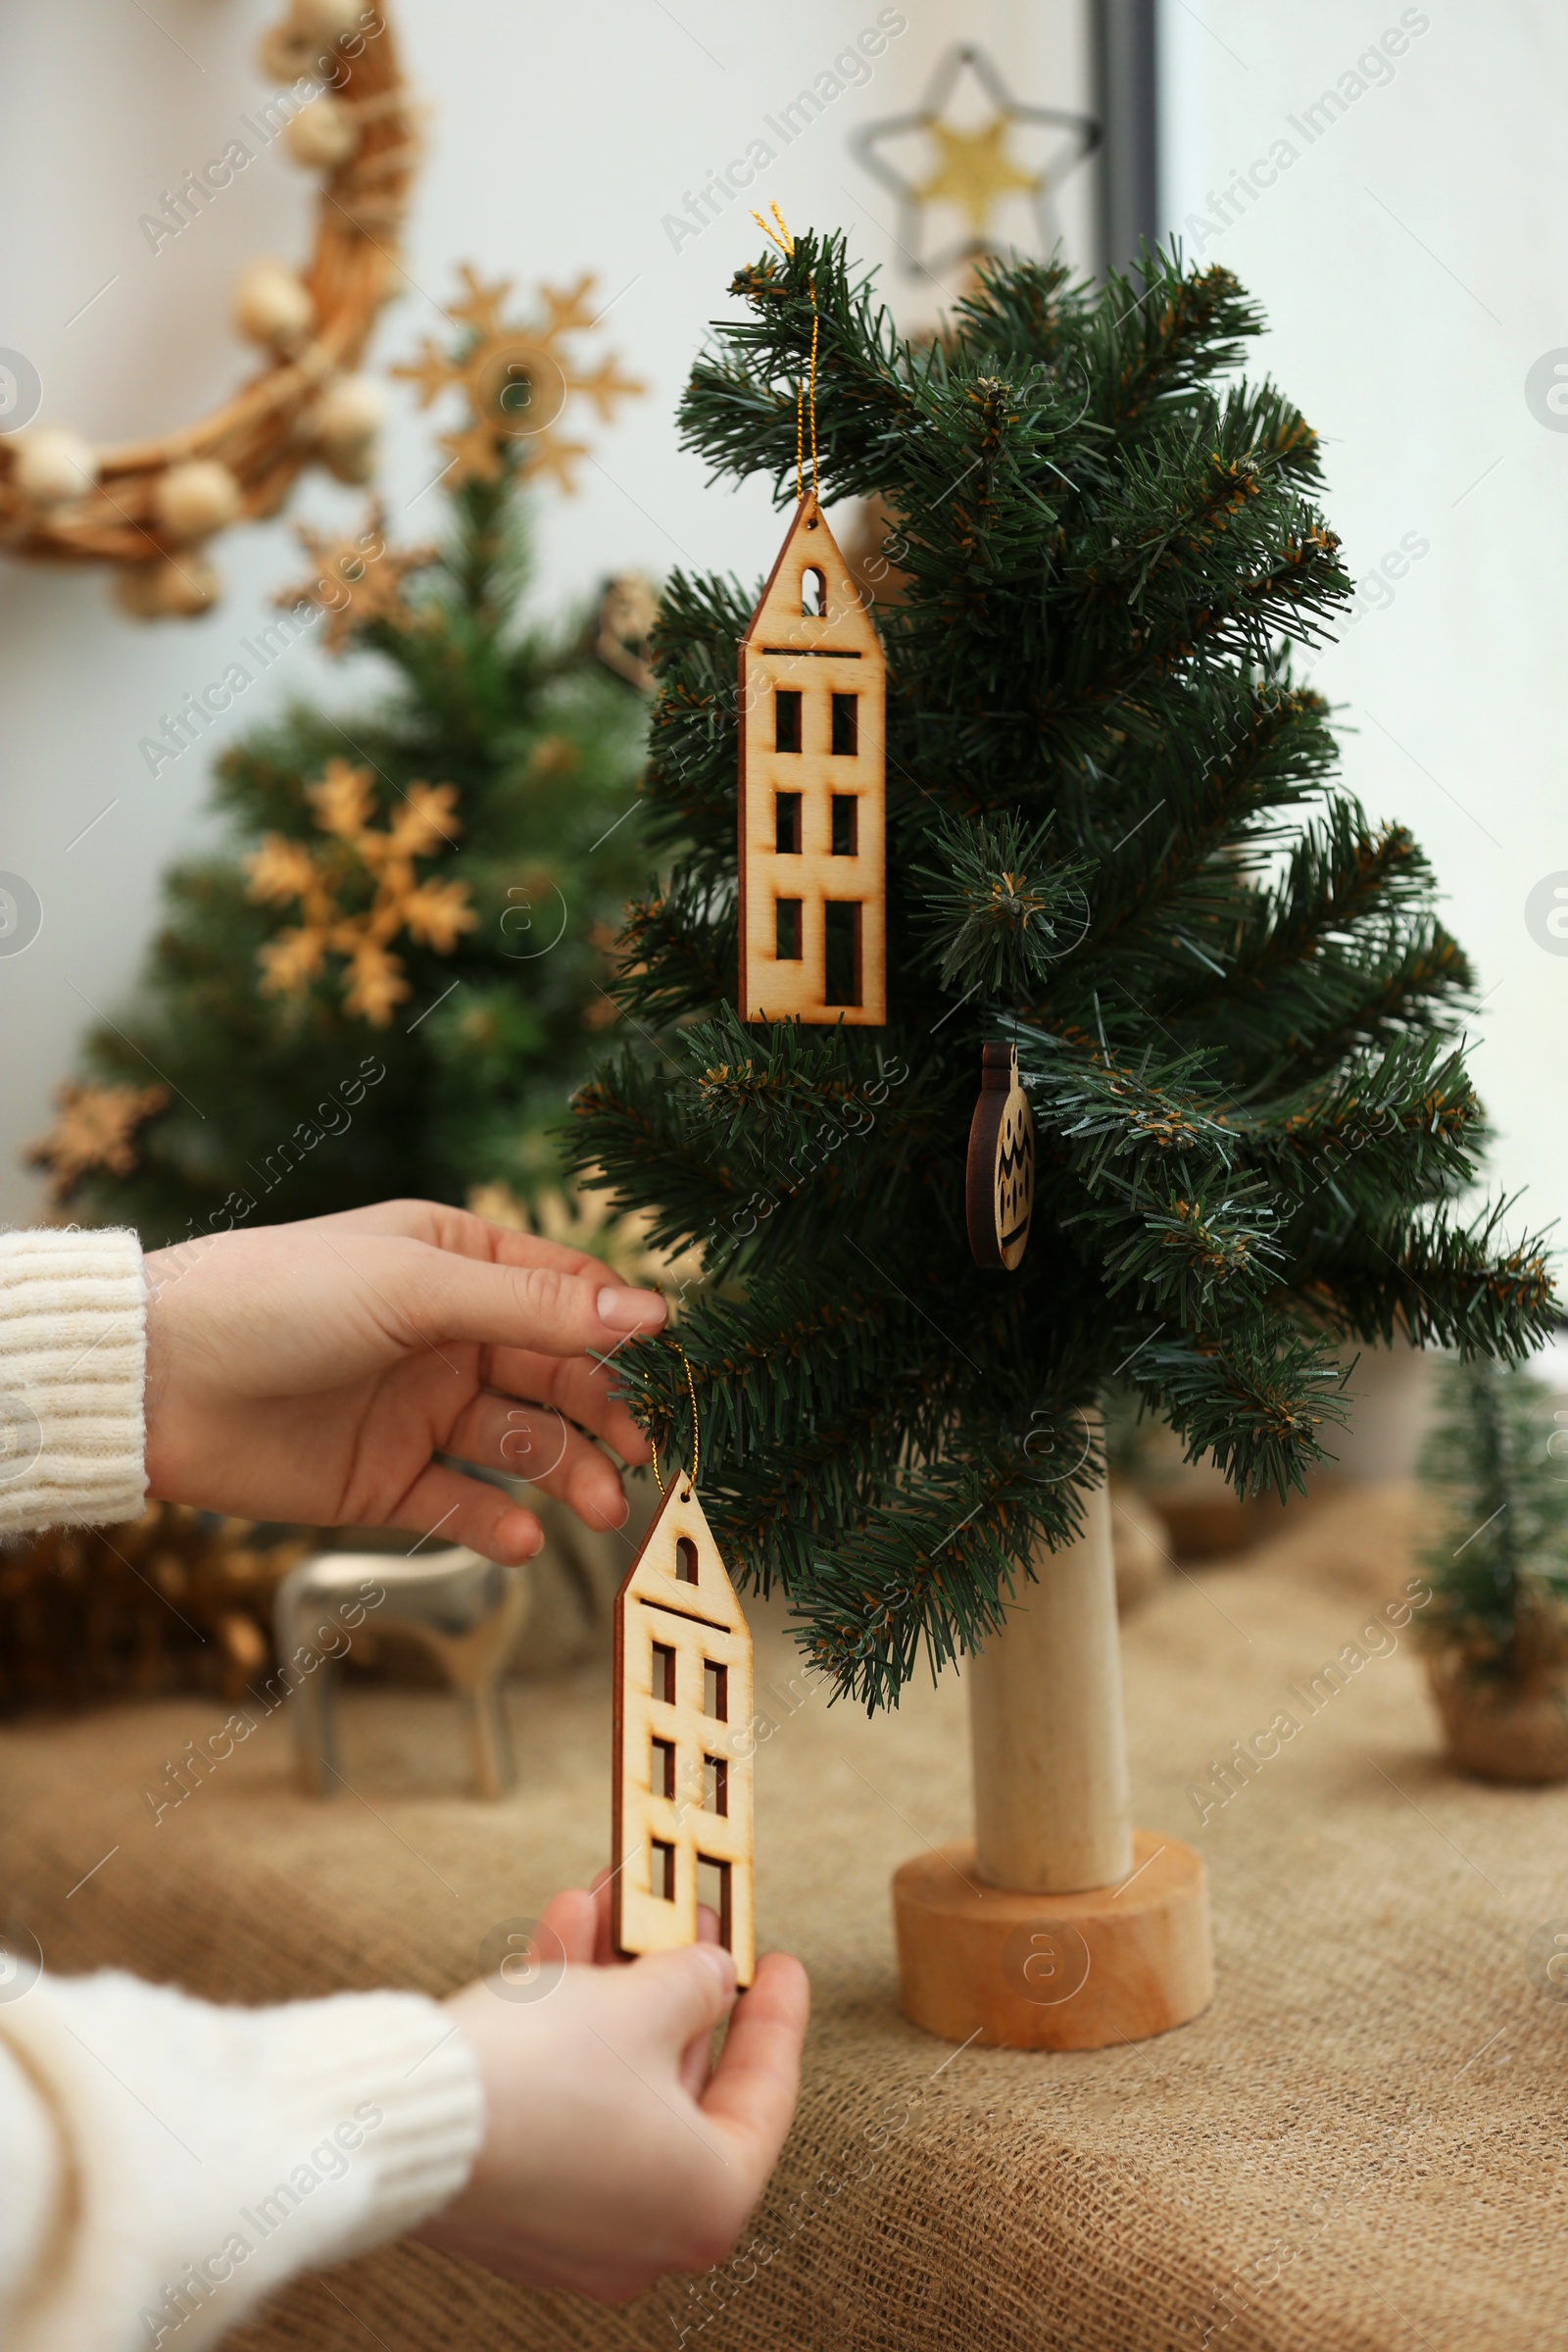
<box><xmin>892</xmin><ymin>1830</ymin><xmax>1212</xmax><ymax>2051</ymax></box>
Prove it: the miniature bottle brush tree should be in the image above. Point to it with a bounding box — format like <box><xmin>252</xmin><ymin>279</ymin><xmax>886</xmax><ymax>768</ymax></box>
<box><xmin>1419</xmin><ymin>1353</ymin><xmax>1568</xmax><ymax>1783</ymax></box>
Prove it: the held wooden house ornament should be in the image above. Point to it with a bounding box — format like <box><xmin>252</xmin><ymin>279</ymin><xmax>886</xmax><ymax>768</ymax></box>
<box><xmin>966</xmin><ymin>1042</ymin><xmax>1035</xmax><ymax>1270</ymax></box>
<box><xmin>611</xmin><ymin>1395</ymin><xmax>755</xmax><ymax>1985</ymax></box>
<box><xmin>737</xmin><ymin>209</ymin><xmax>886</xmax><ymax>1028</ymax></box>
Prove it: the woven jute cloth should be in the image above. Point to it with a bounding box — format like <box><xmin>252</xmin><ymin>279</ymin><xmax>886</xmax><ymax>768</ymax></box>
<box><xmin>2</xmin><ymin>1486</ymin><xmax>1564</xmax><ymax>2351</ymax></box>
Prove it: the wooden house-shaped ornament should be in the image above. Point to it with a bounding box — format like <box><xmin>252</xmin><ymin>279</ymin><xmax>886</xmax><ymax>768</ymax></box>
<box><xmin>738</xmin><ymin>495</ymin><xmax>886</xmax><ymax>1025</ymax></box>
<box><xmin>612</xmin><ymin>1476</ymin><xmax>755</xmax><ymax>1985</ymax></box>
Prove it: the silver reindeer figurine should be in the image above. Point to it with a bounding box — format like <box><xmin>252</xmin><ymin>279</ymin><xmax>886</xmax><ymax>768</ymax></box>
<box><xmin>275</xmin><ymin>1546</ymin><xmax>533</xmax><ymax>1799</ymax></box>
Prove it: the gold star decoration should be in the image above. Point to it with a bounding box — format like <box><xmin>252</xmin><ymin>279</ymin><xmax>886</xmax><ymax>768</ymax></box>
<box><xmin>245</xmin><ymin>758</ymin><xmax>477</xmax><ymax>1027</ymax></box>
<box><xmin>853</xmin><ymin>44</ymin><xmax>1099</xmax><ymax>277</ymax></box>
<box><xmin>275</xmin><ymin>500</ymin><xmax>439</xmax><ymax>656</ymax></box>
<box><xmin>25</xmin><ymin>1082</ymin><xmax>170</xmax><ymax>1203</ymax></box>
<box><xmin>392</xmin><ymin>264</ymin><xmax>645</xmax><ymax>493</ymax></box>
<box><xmin>918</xmin><ymin>117</ymin><xmax>1044</xmax><ymax>237</ymax></box>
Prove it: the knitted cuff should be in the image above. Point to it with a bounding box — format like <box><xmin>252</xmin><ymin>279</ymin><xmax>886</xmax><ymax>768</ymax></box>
<box><xmin>0</xmin><ymin>1229</ymin><xmax>147</xmax><ymax>1536</ymax></box>
<box><xmin>261</xmin><ymin>1984</ymin><xmax>486</xmax><ymax>2261</ymax></box>
<box><xmin>0</xmin><ymin>1972</ymin><xmax>484</xmax><ymax>2352</ymax></box>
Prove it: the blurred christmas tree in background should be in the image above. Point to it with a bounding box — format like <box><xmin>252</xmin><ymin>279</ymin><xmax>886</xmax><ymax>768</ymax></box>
<box><xmin>28</xmin><ymin>269</ymin><xmax>656</xmax><ymax>1247</ymax></box>
<box><xmin>1419</xmin><ymin>1355</ymin><xmax>1568</xmax><ymax>1674</ymax></box>
<box><xmin>1417</xmin><ymin>1352</ymin><xmax>1568</xmax><ymax>1783</ymax></box>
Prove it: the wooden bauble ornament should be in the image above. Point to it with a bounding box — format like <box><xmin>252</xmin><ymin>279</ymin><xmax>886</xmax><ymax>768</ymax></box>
<box><xmin>737</xmin><ymin>494</ymin><xmax>887</xmax><ymax>1025</ymax></box>
<box><xmin>310</xmin><ymin>374</ymin><xmax>386</xmax><ymax>457</ymax></box>
<box><xmin>612</xmin><ymin>1473</ymin><xmax>756</xmax><ymax>1986</ymax></box>
<box><xmin>232</xmin><ymin>260</ymin><xmax>317</xmax><ymax>357</ymax></box>
<box><xmin>284</xmin><ymin>95</ymin><xmax>361</xmax><ymax>172</ymax></box>
<box><xmin>13</xmin><ymin>430</ymin><xmax>97</xmax><ymax>509</ymax></box>
<box><xmin>292</xmin><ymin>0</ymin><xmax>364</xmax><ymax>38</ymax></box>
<box><xmin>155</xmin><ymin>461</ymin><xmax>242</xmax><ymax>543</ymax></box>
<box><xmin>115</xmin><ymin>556</ymin><xmax>220</xmax><ymax>619</ymax></box>
<box><xmin>257</xmin><ymin>20</ymin><xmax>319</xmax><ymax>80</ymax></box>
<box><xmin>966</xmin><ymin>1041</ymin><xmax>1035</xmax><ymax>1270</ymax></box>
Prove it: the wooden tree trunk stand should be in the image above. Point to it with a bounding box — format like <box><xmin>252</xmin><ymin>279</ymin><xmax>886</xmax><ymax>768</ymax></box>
<box><xmin>893</xmin><ymin>1470</ymin><xmax>1213</xmax><ymax>2049</ymax></box>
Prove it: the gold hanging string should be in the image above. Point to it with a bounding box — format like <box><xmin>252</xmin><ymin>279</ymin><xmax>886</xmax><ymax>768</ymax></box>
<box><xmin>649</xmin><ymin>1343</ymin><xmax>702</xmax><ymax>1497</ymax></box>
<box><xmin>750</xmin><ymin>202</ymin><xmax>818</xmax><ymax>509</ymax></box>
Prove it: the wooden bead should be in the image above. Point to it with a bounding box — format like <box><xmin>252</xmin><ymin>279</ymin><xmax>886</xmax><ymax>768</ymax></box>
<box><xmin>311</xmin><ymin>374</ymin><xmax>386</xmax><ymax>456</ymax></box>
<box><xmin>321</xmin><ymin>440</ymin><xmax>376</xmax><ymax>485</ymax></box>
<box><xmin>12</xmin><ymin>429</ymin><xmax>97</xmax><ymax>508</ymax></box>
<box><xmin>115</xmin><ymin>555</ymin><xmax>220</xmax><ymax>620</ymax></box>
<box><xmin>291</xmin><ymin>0</ymin><xmax>364</xmax><ymax>38</ymax></box>
<box><xmin>284</xmin><ymin>95</ymin><xmax>360</xmax><ymax>171</ymax></box>
<box><xmin>232</xmin><ymin>260</ymin><xmax>316</xmax><ymax>356</ymax></box>
<box><xmin>155</xmin><ymin>461</ymin><xmax>242</xmax><ymax>543</ymax></box>
<box><xmin>255</xmin><ymin>20</ymin><xmax>320</xmax><ymax>81</ymax></box>
<box><xmin>966</xmin><ymin>1042</ymin><xmax>1035</xmax><ymax>1270</ymax></box>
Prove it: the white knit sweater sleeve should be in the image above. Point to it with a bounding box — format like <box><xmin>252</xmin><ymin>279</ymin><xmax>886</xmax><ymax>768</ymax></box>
<box><xmin>0</xmin><ymin>1971</ymin><xmax>484</xmax><ymax>2352</ymax></box>
<box><xmin>0</xmin><ymin>1228</ymin><xmax>148</xmax><ymax>1534</ymax></box>
<box><xmin>0</xmin><ymin>1230</ymin><xmax>489</xmax><ymax>2342</ymax></box>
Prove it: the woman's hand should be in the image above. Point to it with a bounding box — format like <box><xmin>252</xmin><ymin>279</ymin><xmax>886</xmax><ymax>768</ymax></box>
<box><xmin>142</xmin><ymin>1200</ymin><xmax>666</xmax><ymax>1561</ymax></box>
<box><xmin>420</xmin><ymin>1882</ymin><xmax>810</xmax><ymax>2302</ymax></box>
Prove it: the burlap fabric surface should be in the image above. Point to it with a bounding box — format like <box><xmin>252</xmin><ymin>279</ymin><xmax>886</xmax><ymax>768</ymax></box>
<box><xmin>2</xmin><ymin>1487</ymin><xmax>1563</xmax><ymax>2351</ymax></box>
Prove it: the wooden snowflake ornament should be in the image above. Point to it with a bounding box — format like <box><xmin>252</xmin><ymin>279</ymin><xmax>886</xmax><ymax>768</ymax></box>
<box><xmin>392</xmin><ymin>267</ymin><xmax>644</xmax><ymax>495</ymax></box>
<box><xmin>966</xmin><ymin>1042</ymin><xmax>1035</xmax><ymax>1270</ymax></box>
<box><xmin>277</xmin><ymin>501</ymin><xmax>438</xmax><ymax>655</ymax></box>
<box><xmin>738</xmin><ymin>494</ymin><xmax>886</xmax><ymax>1025</ymax></box>
<box><xmin>25</xmin><ymin>1082</ymin><xmax>170</xmax><ymax>1204</ymax></box>
<box><xmin>612</xmin><ymin>1474</ymin><xmax>755</xmax><ymax>1985</ymax></box>
<box><xmin>245</xmin><ymin>758</ymin><xmax>474</xmax><ymax>1025</ymax></box>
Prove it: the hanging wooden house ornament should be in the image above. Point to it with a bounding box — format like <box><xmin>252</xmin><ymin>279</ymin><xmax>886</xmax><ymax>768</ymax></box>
<box><xmin>612</xmin><ymin>1374</ymin><xmax>755</xmax><ymax>1985</ymax></box>
<box><xmin>737</xmin><ymin>211</ymin><xmax>886</xmax><ymax>1027</ymax></box>
<box><xmin>966</xmin><ymin>1042</ymin><xmax>1035</xmax><ymax>1270</ymax></box>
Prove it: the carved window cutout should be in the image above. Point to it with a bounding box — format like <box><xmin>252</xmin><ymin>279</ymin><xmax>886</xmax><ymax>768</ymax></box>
<box><xmin>824</xmin><ymin>900</ymin><xmax>862</xmax><ymax>1006</ymax></box>
<box><xmin>651</xmin><ymin>1838</ymin><xmax>675</xmax><ymax>1900</ymax></box>
<box><xmin>703</xmin><ymin>1659</ymin><xmax>728</xmax><ymax>1722</ymax></box>
<box><xmin>651</xmin><ymin>1641</ymin><xmax>675</xmax><ymax>1703</ymax></box>
<box><xmin>801</xmin><ymin>567</ymin><xmax>826</xmax><ymax>617</ymax></box>
<box><xmin>674</xmin><ymin>1536</ymin><xmax>699</xmax><ymax>1585</ymax></box>
<box><xmin>775</xmin><ymin>792</ymin><xmax>802</xmax><ymax>855</ymax></box>
<box><xmin>652</xmin><ymin>1736</ymin><xmax>675</xmax><ymax>1800</ymax></box>
<box><xmin>831</xmin><ymin>795</ymin><xmax>858</xmax><ymax>857</ymax></box>
<box><xmin>831</xmin><ymin>693</ymin><xmax>858</xmax><ymax>756</ymax></box>
<box><xmin>775</xmin><ymin>899</ymin><xmax>803</xmax><ymax>960</ymax></box>
<box><xmin>704</xmin><ymin>1755</ymin><xmax>728</xmax><ymax>1815</ymax></box>
<box><xmin>774</xmin><ymin>688</ymin><xmax>802</xmax><ymax>752</ymax></box>
<box><xmin>697</xmin><ymin>1854</ymin><xmax>733</xmax><ymax>1949</ymax></box>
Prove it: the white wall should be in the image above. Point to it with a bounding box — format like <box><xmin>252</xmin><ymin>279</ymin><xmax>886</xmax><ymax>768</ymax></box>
<box><xmin>0</xmin><ymin>0</ymin><xmax>1099</xmax><ymax>1225</ymax></box>
<box><xmin>1159</xmin><ymin>0</ymin><xmax>1568</xmax><ymax>1265</ymax></box>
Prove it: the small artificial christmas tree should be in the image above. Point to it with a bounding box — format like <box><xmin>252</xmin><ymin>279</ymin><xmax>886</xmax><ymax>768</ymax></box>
<box><xmin>1420</xmin><ymin>1356</ymin><xmax>1568</xmax><ymax>1667</ymax></box>
<box><xmin>29</xmin><ymin>270</ymin><xmax>651</xmax><ymax>1243</ymax></box>
<box><xmin>573</xmin><ymin>234</ymin><xmax>1555</xmax><ymax>1713</ymax></box>
<box><xmin>1418</xmin><ymin>1354</ymin><xmax>1568</xmax><ymax>1782</ymax></box>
